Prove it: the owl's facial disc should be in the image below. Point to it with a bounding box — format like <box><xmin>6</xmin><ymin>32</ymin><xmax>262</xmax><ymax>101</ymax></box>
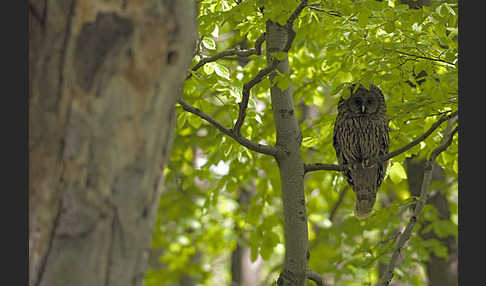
<box><xmin>348</xmin><ymin>94</ymin><xmax>378</xmax><ymax>115</ymax></box>
<box><xmin>351</xmin><ymin>96</ymin><xmax>366</xmax><ymax>114</ymax></box>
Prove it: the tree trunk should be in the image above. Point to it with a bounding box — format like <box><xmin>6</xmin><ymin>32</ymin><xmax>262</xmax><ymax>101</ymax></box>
<box><xmin>28</xmin><ymin>1</ymin><xmax>197</xmax><ymax>286</ymax></box>
<box><xmin>405</xmin><ymin>157</ymin><xmax>458</xmax><ymax>286</ymax></box>
<box><xmin>266</xmin><ymin>20</ymin><xmax>309</xmax><ymax>286</ymax></box>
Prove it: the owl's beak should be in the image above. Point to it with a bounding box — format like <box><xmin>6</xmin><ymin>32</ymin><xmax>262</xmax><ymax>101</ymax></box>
<box><xmin>361</xmin><ymin>105</ymin><xmax>366</xmax><ymax>113</ymax></box>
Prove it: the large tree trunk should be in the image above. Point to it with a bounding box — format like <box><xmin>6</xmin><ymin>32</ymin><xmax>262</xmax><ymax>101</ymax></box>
<box><xmin>29</xmin><ymin>1</ymin><xmax>197</xmax><ymax>286</ymax></box>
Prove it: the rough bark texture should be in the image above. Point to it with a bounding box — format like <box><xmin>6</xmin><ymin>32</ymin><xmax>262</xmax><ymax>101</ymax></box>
<box><xmin>405</xmin><ymin>157</ymin><xmax>458</xmax><ymax>286</ymax></box>
<box><xmin>266</xmin><ymin>21</ymin><xmax>309</xmax><ymax>286</ymax></box>
<box><xmin>29</xmin><ymin>1</ymin><xmax>197</xmax><ymax>286</ymax></box>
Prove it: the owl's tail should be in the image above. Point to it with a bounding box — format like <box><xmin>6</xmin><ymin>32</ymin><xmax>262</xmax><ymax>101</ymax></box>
<box><xmin>353</xmin><ymin>189</ymin><xmax>377</xmax><ymax>219</ymax></box>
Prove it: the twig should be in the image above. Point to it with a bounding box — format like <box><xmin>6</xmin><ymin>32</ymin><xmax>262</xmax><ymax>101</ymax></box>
<box><xmin>308</xmin><ymin>6</ymin><xmax>342</xmax><ymax>17</ymax></box>
<box><xmin>303</xmin><ymin>111</ymin><xmax>458</xmax><ymax>174</ymax></box>
<box><xmin>385</xmin><ymin>49</ymin><xmax>456</xmax><ymax>67</ymax></box>
<box><xmin>307</xmin><ymin>270</ymin><xmax>326</xmax><ymax>286</ymax></box>
<box><xmin>403</xmin><ymin>111</ymin><xmax>452</xmax><ymax>122</ymax></box>
<box><xmin>377</xmin><ymin>124</ymin><xmax>458</xmax><ymax>286</ymax></box>
<box><xmin>186</xmin><ymin>33</ymin><xmax>266</xmax><ymax>80</ymax></box>
<box><xmin>329</xmin><ymin>186</ymin><xmax>349</xmax><ymax>222</ymax></box>
<box><xmin>307</xmin><ymin>5</ymin><xmax>358</xmax><ymax>22</ymax></box>
<box><xmin>177</xmin><ymin>99</ymin><xmax>279</xmax><ymax>156</ymax></box>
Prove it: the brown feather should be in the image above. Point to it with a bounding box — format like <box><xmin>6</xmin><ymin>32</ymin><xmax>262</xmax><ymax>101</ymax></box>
<box><xmin>333</xmin><ymin>84</ymin><xmax>389</xmax><ymax>217</ymax></box>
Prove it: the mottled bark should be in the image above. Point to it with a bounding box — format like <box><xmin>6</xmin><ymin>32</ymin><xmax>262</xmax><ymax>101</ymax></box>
<box><xmin>405</xmin><ymin>157</ymin><xmax>458</xmax><ymax>286</ymax></box>
<box><xmin>29</xmin><ymin>1</ymin><xmax>197</xmax><ymax>286</ymax></box>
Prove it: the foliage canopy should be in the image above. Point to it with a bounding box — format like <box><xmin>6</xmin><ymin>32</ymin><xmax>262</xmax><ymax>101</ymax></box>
<box><xmin>145</xmin><ymin>0</ymin><xmax>457</xmax><ymax>285</ymax></box>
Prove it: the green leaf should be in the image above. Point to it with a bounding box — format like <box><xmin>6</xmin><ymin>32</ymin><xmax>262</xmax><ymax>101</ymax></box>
<box><xmin>358</xmin><ymin>9</ymin><xmax>371</xmax><ymax>26</ymax></box>
<box><xmin>383</xmin><ymin>22</ymin><xmax>395</xmax><ymax>33</ymax></box>
<box><xmin>423</xmin><ymin>238</ymin><xmax>449</xmax><ymax>259</ymax></box>
<box><xmin>444</xmin><ymin>4</ymin><xmax>456</xmax><ymax>16</ymax></box>
<box><xmin>213</xmin><ymin>63</ymin><xmax>230</xmax><ymax>80</ymax></box>
<box><xmin>188</xmin><ymin>115</ymin><xmax>202</xmax><ymax>129</ymax></box>
<box><xmin>302</xmin><ymin>137</ymin><xmax>319</xmax><ymax>148</ymax></box>
<box><xmin>389</xmin><ymin>162</ymin><xmax>407</xmax><ymax>183</ymax></box>
<box><xmin>203</xmin><ymin>63</ymin><xmax>214</xmax><ymax>75</ymax></box>
<box><xmin>202</xmin><ymin>36</ymin><xmax>216</xmax><ymax>50</ymax></box>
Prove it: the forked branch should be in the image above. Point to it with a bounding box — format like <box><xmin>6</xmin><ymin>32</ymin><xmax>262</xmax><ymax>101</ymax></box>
<box><xmin>180</xmin><ymin>0</ymin><xmax>309</xmax><ymax>155</ymax></box>
<box><xmin>234</xmin><ymin>0</ymin><xmax>308</xmax><ymax>134</ymax></box>
<box><xmin>378</xmin><ymin>123</ymin><xmax>458</xmax><ymax>286</ymax></box>
<box><xmin>177</xmin><ymin>99</ymin><xmax>279</xmax><ymax>156</ymax></box>
<box><xmin>384</xmin><ymin>111</ymin><xmax>458</xmax><ymax>161</ymax></box>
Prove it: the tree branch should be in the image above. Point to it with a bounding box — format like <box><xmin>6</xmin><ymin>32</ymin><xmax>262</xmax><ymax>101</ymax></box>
<box><xmin>306</xmin><ymin>270</ymin><xmax>326</xmax><ymax>286</ymax></box>
<box><xmin>304</xmin><ymin>163</ymin><xmax>343</xmax><ymax>173</ymax></box>
<box><xmin>177</xmin><ymin>99</ymin><xmax>279</xmax><ymax>156</ymax></box>
<box><xmin>233</xmin><ymin>59</ymin><xmax>279</xmax><ymax>134</ymax></box>
<box><xmin>186</xmin><ymin>33</ymin><xmax>266</xmax><ymax>80</ymax></box>
<box><xmin>385</xmin><ymin>49</ymin><xmax>456</xmax><ymax>67</ymax></box>
<box><xmin>308</xmin><ymin>6</ymin><xmax>343</xmax><ymax>17</ymax></box>
<box><xmin>303</xmin><ymin>110</ymin><xmax>458</xmax><ymax>174</ymax></box>
<box><xmin>377</xmin><ymin>124</ymin><xmax>458</xmax><ymax>286</ymax></box>
<box><xmin>383</xmin><ymin>111</ymin><xmax>458</xmax><ymax>161</ymax></box>
<box><xmin>307</xmin><ymin>5</ymin><xmax>358</xmax><ymax>22</ymax></box>
<box><xmin>287</xmin><ymin>0</ymin><xmax>309</xmax><ymax>29</ymax></box>
<box><xmin>180</xmin><ymin>1</ymin><xmax>309</xmax><ymax>157</ymax></box>
<box><xmin>234</xmin><ymin>0</ymin><xmax>307</xmax><ymax>134</ymax></box>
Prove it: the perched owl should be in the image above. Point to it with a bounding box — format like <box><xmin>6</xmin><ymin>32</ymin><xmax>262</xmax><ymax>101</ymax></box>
<box><xmin>333</xmin><ymin>84</ymin><xmax>389</xmax><ymax>218</ymax></box>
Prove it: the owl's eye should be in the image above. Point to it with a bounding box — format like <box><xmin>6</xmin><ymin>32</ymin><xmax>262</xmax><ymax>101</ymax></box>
<box><xmin>354</xmin><ymin>98</ymin><xmax>362</xmax><ymax>105</ymax></box>
<box><xmin>366</xmin><ymin>99</ymin><xmax>373</xmax><ymax>105</ymax></box>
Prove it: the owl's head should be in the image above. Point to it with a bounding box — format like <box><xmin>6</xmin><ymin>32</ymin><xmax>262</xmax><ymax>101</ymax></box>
<box><xmin>339</xmin><ymin>84</ymin><xmax>386</xmax><ymax>117</ymax></box>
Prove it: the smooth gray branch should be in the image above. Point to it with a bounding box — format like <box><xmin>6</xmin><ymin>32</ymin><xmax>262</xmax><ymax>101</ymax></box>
<box><xmin>307</xmin><ymin>270</ymin><xmax>326</xmax><ymax>286</ymax></box>
<box><xmin>304</xmin><ymin>111</ymin><xmax>458</xmax><ymax>174</ymax></box>
<box><xmin>377</xmin><ymin>123</ymin><xmax>458</xmax><ymax>286</ymax></box>
<box><xmin>177</xmin><ymin>99</ymin><xmax>279</xmax><ymax>156</ymax></box>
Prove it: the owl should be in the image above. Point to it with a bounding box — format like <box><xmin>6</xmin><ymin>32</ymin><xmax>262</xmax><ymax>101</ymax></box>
<box><xmin>332</xmin><ymin>84</ymin><xmax>389</xmax><ymax>218</ymax></box>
